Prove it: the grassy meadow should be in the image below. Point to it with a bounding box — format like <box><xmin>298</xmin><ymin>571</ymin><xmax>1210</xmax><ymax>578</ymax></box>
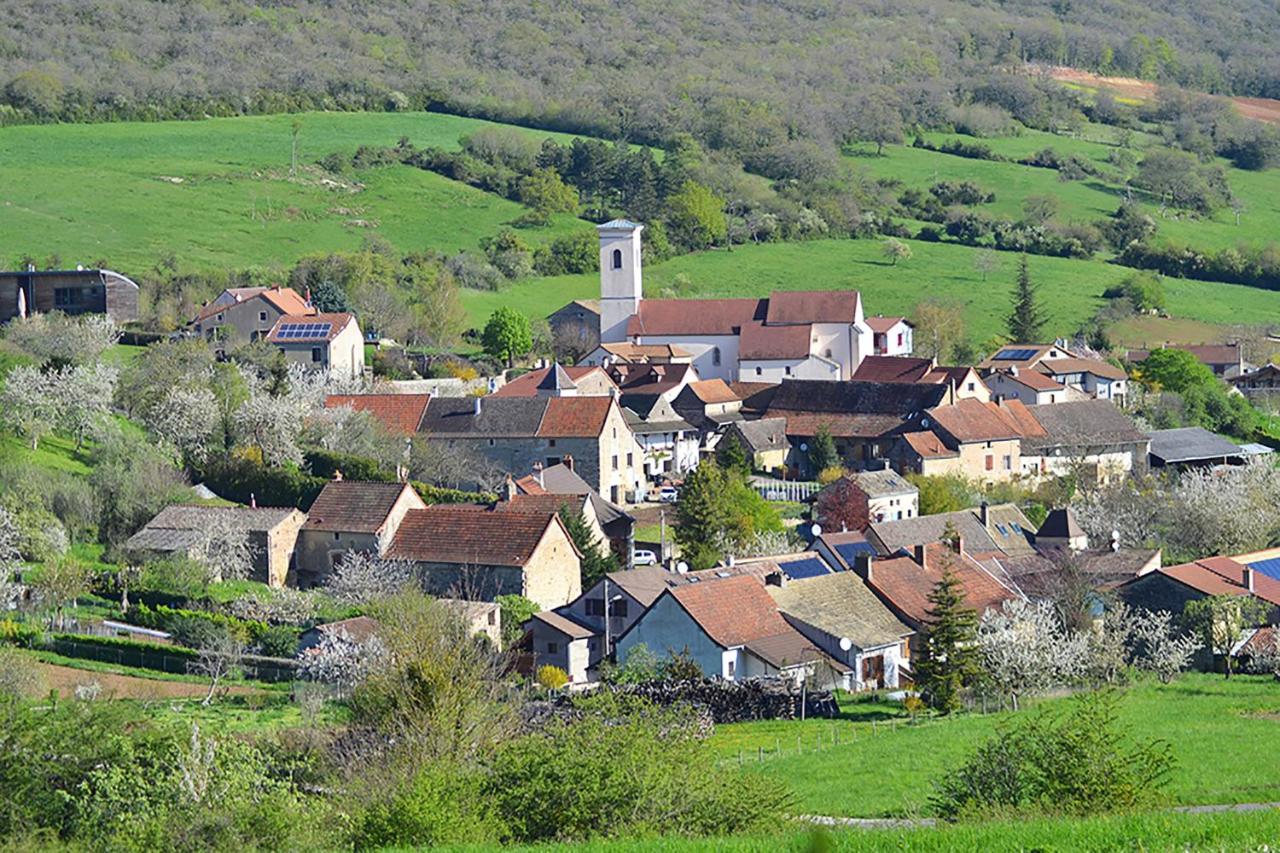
<box><xmin>469</xmin><ymin>237</ymin><xmax>1278</xmax><ymax>343</ymax></box>
<box><xmin>0</xmin><ymin>111</ymin><xmax>589</xmax><ymax>271</ymax></box>
<box><xmin>707</xmin><ymin>674</ymin><xmax>1280</xmax><ymax>819</ymax></box>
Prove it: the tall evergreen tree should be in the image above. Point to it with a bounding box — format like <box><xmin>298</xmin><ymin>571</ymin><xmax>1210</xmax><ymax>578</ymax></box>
<box><xmin>673</xmin><ymin>460</ymin><xmax>732</xmax><ymax>570</ymax></box>
<box><xmin>558</xmin><ymin>505</ymin><xmax>620</xmax><ymax>590</ymax></box>
<box><xmin>716</xmin><ymin>432</ymin><xmax>752</xmax><ymax>476</ymax></box>
<box><xmin>808</xmin><ymin>425</ymin><xmax>839</xmax><ymax>474</ymax></box>
<box><xmin>1006</xmin><ymin>254</ymin><xmax>1046</xmax><ymax>342</ymax></box>
<box><xmin>916</xmin><ymin>546</ymin><xmax>980</xmax><ymax>714</ymax></box>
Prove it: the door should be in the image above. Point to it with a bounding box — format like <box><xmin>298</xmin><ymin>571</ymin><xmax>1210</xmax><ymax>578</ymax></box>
<box><xmin>861</xmin><ymin>654</ymin><xmax>885</xmax><ymax>690</ymax></box>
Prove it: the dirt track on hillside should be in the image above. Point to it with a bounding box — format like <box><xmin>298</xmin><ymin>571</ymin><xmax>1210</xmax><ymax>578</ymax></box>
<box><xmin>1042</xmin><ymin>66</ymin><xmax>1280</xmax><ymax>125</ymax></box>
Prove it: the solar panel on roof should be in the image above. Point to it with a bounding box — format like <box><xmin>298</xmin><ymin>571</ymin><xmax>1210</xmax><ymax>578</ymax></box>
<box><xmin>781</xmin><ymin>558</ymin><xmax>831</xmax><ymax>580</ymax></box>
<box><xmin>277</xmin><ymin>322</ymin><xmax>331</xmax><ymax>340</ymax></box>
<box><xmin>996</xmin><ymin>348</ymin><xmax>1038</xmax><ymax>361</ymax></box>
<box><xmin>835</xmin><ymin>542</ymin><xmax>876</xmax><ymax>563</ymax></box>
<box><xmin>1247</xmin><ymin>557</ymin><xmax>1280</xmax><ymax>581</ymax></box>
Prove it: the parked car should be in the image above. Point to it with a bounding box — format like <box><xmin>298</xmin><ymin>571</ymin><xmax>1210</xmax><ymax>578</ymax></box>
<box><xmin>658</xmin><ymin>486</ymin><xmax>679</xmax><ymax>503</ymax></box>
<box><xmin>633</xmin><ymin>549</ymin><xmax>658</xmax><ymax>566</ymax></box>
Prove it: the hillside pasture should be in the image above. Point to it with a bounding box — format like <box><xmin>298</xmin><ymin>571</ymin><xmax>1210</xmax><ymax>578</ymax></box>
<box><xmin>0</xmin><ymin>111</ymin><xmax>591</xmax><ymax>271</ymax></box>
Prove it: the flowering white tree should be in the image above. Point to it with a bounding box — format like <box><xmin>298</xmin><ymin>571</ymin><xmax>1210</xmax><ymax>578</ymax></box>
<box><xmin>1130</xmin><ymin>608</ymin><xmax>1202</xmax><ymax>683</ymax></box>
<box><xmin>146</xmin><ymin>385</ymin><xmax>219</xmax><ymax>465</ymax></box>
<box><xmin>0</xmin><ymin>506</ymin><xmax>22</xmax><ymax>610</ymax></box>
<box><xmin>324</xmin><ymin>551</ymin><xmax>417</xmax><ymax>605</ymax></box>
<box><xmin>297</xmin><ymin>629</ymin><xmax>388</xmax><ymax>695</ymax></box>
<box><xmin>229</xmin><ymin>587</ymin><xmax>318</xmax><ymax>624</ymax></box>
<box><xmin>232</xmin><ymin>387</ymin><xmax>306</xmax><ymax>466</ymax></box>
<box><xmin>53</xmin><ymin>362</ymin><xmax>118</xmax><ymax>448</ymax></box>
<box><xmin>0</xmin><ymin>365</ymin><xmax>61</xmax><ymax>449</ymax></box>
<box><xmin>977</xmin><ymin>598</ymin><xmax>1090</xmax><ymax>709</ymax></box>
<box><xmin>188</xmin><ymin>512</ymin><xmax>259</xmax><ymax>583</ymax></box>
<box><xmin>3</xmin><ymin>312</ymin><xmax>119</xmax><ymax>366</ymax></box>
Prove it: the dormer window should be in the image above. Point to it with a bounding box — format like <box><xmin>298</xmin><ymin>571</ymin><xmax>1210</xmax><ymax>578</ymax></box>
<box><xmin>612</xmin><ymin>249</ymin><xmax>623</xmax><ymax>270</ymax></box>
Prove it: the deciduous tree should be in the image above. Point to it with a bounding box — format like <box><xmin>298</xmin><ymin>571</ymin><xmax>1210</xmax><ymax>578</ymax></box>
<box><xmin>481</xmin><ymin>307</ymin><xmax>533</xmax><ymax>369</ymax></box>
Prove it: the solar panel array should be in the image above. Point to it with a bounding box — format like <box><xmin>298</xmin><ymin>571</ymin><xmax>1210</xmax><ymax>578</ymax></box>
<box><xmin>276</xmin><ymin>322</ymin><xmax>332</xmax><ymax>340</ymax></box>
<box><xmin>995</xmin><ymin>348</ymin><xmax>1039</xmax><ymax>360</ymax></box>
<box><xmin>1247</xmin><ymin>556</ymin><xmax>1280</xmax><ymax>581</ymax></box>
<box><xmin>780</xmin><ymin>557</ymin><xmax>833</xmax><ymax>580</ymax></box>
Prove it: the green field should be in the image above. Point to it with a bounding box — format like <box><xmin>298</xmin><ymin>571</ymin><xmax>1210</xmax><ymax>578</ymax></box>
<box><xmin>707</xmin><ymin>674</ymin><xmax>1280</xmax><ymax>819</ymax></box>
<box><xmin>456</xmin><ymin>809</ymin><xmax>1280</xmax><ymax>852</ymax></box>
<box><xmin>0</xmin><ymin>111</ymin><xmax>590</xmax><ymax>271</ymax></box>
<box><xmin>468</xmin><ymin>237</ymin><xmax>1278</xmax><ymax>344</ymax></box>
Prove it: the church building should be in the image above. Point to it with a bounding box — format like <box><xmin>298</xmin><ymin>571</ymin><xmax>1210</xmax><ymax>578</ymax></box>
<box><xmin>593</xmin><ymin>220</ymin><xmax>904</xmax><ymax>382</ymax></box>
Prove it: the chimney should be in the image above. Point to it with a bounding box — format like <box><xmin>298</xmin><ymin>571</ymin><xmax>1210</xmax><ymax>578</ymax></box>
<box><xmin>562</xmin><ymin>454</ymin><xmax>574</xmax><ymax>472</ymax></box>
<box><xmin>853</xmin><ymin>552</ymin><xmax>873</xmax><ymax>582</ymax></box>
<box><xmin>913</xmin><ymin>543</ymin><xmax>928</xmax><ymax>570</ymax></box>
<box><xmin>333</xmin><ymin>469</ymin><xmax>343</xmax><ymax>482</ymax></box>
<box><xmin>727</xmin><ymin>554</ymin><xmax>735</xmax><ymax>567</ymax></box>
<box><xmin>953</xmin><ymin>535</ymin><xmax>964</xmax><ymax>557</ymax></box>
<box><xmin>1244</xmin><ymin>567</ymin><xmax>1256</xmax><ymax>593</ymax></box>
<box><xmin>501</xmin><ymin>474</ymin><xmax>516</xmax><ymax>502</ymax></box>
<box><xmin>979</xmin><ymin>502</ymin><xmax>989</xmax><ymax>527</ymax></box>
<box><xmin>532</xmin><ymin>461</ymin><xmax>544</xmax><ymax>487</ymax></box>
<box><xmin>249</xmin><ymin>492</ymin><xmax>257</xmax><ymax>509</ymax></box>
<box><xmin>1009</xmin><ymin>365</ymin><xmax>1019</xmax><ymax>377</ymax></box>
<box><xmin>764</xmin><ymin>571</ymin><xmax>784</xmax><ymax>587</ymax></box>
<box><xmin>473</xmin><ymin>396</ymin><xmax>482</xmax><ymax>416</ymax></box>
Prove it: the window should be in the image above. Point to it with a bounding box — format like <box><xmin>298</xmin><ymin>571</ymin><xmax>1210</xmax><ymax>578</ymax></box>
<box><xmin>612</xmin><ymin>455</ymin><xmax>618</xmax><ymax>470</ymax></box>
<box><xmin>626</xmin><ymin>453</ymin><xmax>633</xmax><ymax>467</ymax></box>
<box><xmin>825</xmin><ymin>348</ymin><xmax>832</xmax><ymax>358</ymax></box>
<box><xmin>332</xmin><ymin>532</ymin><xmax>340</xmax><ymax>541</ymax></box>
<box><xmin>711</xmin><ymin>347</ymin><xmax>721</xmax><ymax>366</ymax></box>
<box><xmin>985</xmin><ymin>454</ymin><xmax>994</xmax><ymax>471</ymax></box>
<box><xmin>488</xmin><ymin>610</ymin><xmax>497</xmax><ymax>625</ymax></box>
<box><xmin>488</xmin><ymin>438</ymin><xmax>495</xmax><ymax>446</ymax></box>
<box><xmin>548</xmin><ymin>439</ymin><xmax>556</xmax><ymax>447</ymax></box>
<box><xmin>259</xmin><ymin>311</ymin><xmax>267</xmax><ymax>322</ymax></box>
<box><xmin>586</xmin><ymin>598</ymin><xmax>604</xmax><ymax>616</ymax></box>
<box><xmin>611</xmin><ymin>248</ymin><xmax>622</xmax><ymax>270</ymax></box>
<box><xmin>54</xmin><ymin>287</ymin><xmax>88</xmax><ymax>308</ymax></box>
<box><xmin>726</xmin><ymin>660</ymin><xmax>735</xmax><ymax>678</ymax></box>
<box><xmin>610</xmin><ymin>599</ymin><xmax>629</xmax><ymax>618</ymax></box>
<box><xmin>784</xmin><ymin>366</ymin><xmax>792</xmax><ymax>376</ymax></box>
<box><xmin>548</xmin><ymin>642</ymin><xmax>559</xmax><ymax>654</ymax></box>
<box><xmin>896</xmin><ymin>332</ymin><xmax>904</xmax><ymax>347</ymax></box>
<box><xmin>967</xmin><ymin>382</ymin><xmax>975</xmax><ymax>392</ymax></box>
<box><xmin>755</xmin><ymin>366</ymin><xmax>762</xmax><ymax>376</ymax></box>
<box><xmin>311</xmin><ymin>347</ymin><xmax>323</xmax><ymax>363</ymax></box>
<box><xmin>1002</xmin><ymin>455</ymin><xmax>1012</xmax><ymax>470</ymax></box>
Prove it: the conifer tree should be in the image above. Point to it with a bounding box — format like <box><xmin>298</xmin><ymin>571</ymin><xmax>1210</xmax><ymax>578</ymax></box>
<box><xmin>916</xmin><ymin>548</ymin><xmax>980</xmax><ymax>714</ymax></box>
<box><xmin>558</xmin><ymin>505</ymin><xmax>620</xmax><ymax>590</ymax></box>
<box><xmin>1006</xmin><ymin>254</ymin><xmax>1046</xmax><ymax>342</ymax></box>
<box><xmin>808</xmin><ymin>425</ymin><xmax>839</xmax><ymax>474</ymax></box>
<box><xmin>716</xmin><ymin>432</ymin><xmax>752</xmax><ymax>476</ymax></box>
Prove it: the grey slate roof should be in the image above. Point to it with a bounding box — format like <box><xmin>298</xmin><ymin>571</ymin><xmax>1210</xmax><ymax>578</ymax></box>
<box><xmin>126</xmin><ymin>504</ymin><xmax>297</xmax><ymax>553</ymax></box>
<box><xmin>848</xmin><ymin>468</ymin><xmax>916</xmax><ymax>499</ymax></box>
<box><xmin>536</xmin><ymin>463</ymin><xmax>633</xmax><ymax>528</ymax></box>
<box><xmin>1148</xmin><ymin>427</ymin><xmax>1241</xmax><ymax>464</ymax></box>
<box><xmin>418</xmin><ymin>396</ymin><xmax>548</xmax><ymax>437</ymax></box>
<box><xmin>1023</xmin><ymin>400</ymin><xmax>1148</xmax><ymax>451</ymax></box>
<box><xmin>1038</xmin><ymin>507</ymin><xmax>1085</xmax><ymax>540</ymax></box>
<box><xmin>768</xmin><ymin>379</ymin><xmax>949</xmax><ymax>416</ymax></box>
<box><xmin>868</xmin><ymin>504</ymin><xmax>1035</xmax><ymax>558</ymax></box>
<box><xmin>538</xmin><ymin>363</ymin><xmax>577</xmax><ymax>392</ymax></box>
<box><xmin>729</xmin><ymin>417</ymin><xmax>788</xmax><ymax>453</ymax></box>
<box><xmin>769</xmin><ymin>572</ymin><xmax>913</xmax><ymax>650</ymax></box>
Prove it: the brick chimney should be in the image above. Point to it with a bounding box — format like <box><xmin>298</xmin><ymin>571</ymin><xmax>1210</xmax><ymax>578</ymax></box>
<box><xmin>1244</xmin><ymin>566</ymin><xmax>1256</xmax><ymax>593</ymax></box>
<box><xmin>979</xmin><ymin>501</ymin><xmax>989</xmax><ymax>527</ymax></box>
<box><xmin>561</xmin><ymin>454</ymin><xmax>574</xmax><ymax>472</ymax></box>
<box><xmin>913</xmin><ymin>543</ymin><xmax>927</xmax><ymax>570</ymax></box>
<box><xmin>501</xmin><ymin>474</ymin><xmax>516</xmax><ymax>502</ymax></box>
<box><xmin>853</xmin><ymin>552</ymin><xmax>873</xmax><ymax>582</ymax></box>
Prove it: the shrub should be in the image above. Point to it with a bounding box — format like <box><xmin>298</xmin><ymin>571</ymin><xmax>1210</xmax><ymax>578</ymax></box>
<box><xmin>255</xmin><ymin>624</ymin><xmax>301</xmax><ymax>658</ymax></box>
<box><xmin>932</xmin><ymin>691</ymin><xmax>1173</xmax><ymax>820</ymax></box>
<box><xmin>353</xmin><ymin>762</ymin><xmax>505</xmax><ymax>849</ymax></box>
<box><xmin>535</xmin><ymin>664</ymin><xmax>569</xmax><ymax>690</ymax></box>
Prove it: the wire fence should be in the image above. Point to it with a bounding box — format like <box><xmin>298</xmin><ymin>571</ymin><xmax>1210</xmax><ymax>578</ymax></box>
<box><xmin>48</xmin><ymin>637</ymin><xmax>298</xmax><ymax>683</ymax></box>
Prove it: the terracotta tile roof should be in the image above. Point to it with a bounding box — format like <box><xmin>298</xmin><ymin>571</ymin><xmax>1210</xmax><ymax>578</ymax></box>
<box><xmin>537</xmin><ymin>396</ymin><xmax>614</xmax><ymax>438</ymax></box>
<box><xmin>765</xmin><ymin>290</ymin><xmax>860</xmax><ymax>325</ymax></box>
<box><xmin>303</xmin><ymin>481</ymin><xmax>418</xmax><ymax>533</ymax></box>
<box><xmin>261</xmin><ymin>287</ymin><xmax>313</xmax><ymax>316</ymax></box>
<box><xmin>852</xmin><ymin>356</ymin><xmax>935</xmax><ymax>383</ymax></box>
<box><xmin>608</xmin><ymin>362</ymin><xmax>695</xmax><ymax>394</ymax></box>
<box><xmin>598</xmin><ymin>342</ymin><xmax>693</xmax><ymax>361</ymax></box>
<box><xmin>901</xmin><ymin>431</ymin><xmax>957</xmax><ymax>458</ymax></box>
<box><xmin>514</xmin><ymin>475</ymin><xmax>548</xmax><ymax>495</ymax></box>
<box><xmin>927</xmin><ymin>398</ymin><xmax>1044</xmax><ymax>443</ymax></box>
<box><xmin>687</xmin><ymin>379</ymin><xmax>740</xmax><ymax>404</ymax></box>
<box><xmin>387</xmin><ymin>506</ymin><xmax>567</xmax><ymax>567</ymax></box>
<box><xmin>866</xmin><ymin>543</ymin><xmax>1019</xmax><ymax>626</ymax></box>
<box><xmin>926</xmin><ymin>366</ymin><xmax>983</xmax><ymax>387</ymax></box>
<box><xmin>738</xmin><ymin>322</ymin><xmax>813</xmax><ymax>360</ymax></box>
<box><xmin>994</xmin><ymin>368</ymin><xmax>1063</xmax><ymax>392</ymax></box>
<box><xmin>493</xmin><ymin>366</ymin><xmax>610</xmax><ymax>397</ymax></box>
<box><xmin>865</xmin><ymin>315</ymin><xmax>909</xmax><ymax>333</ymax></box>
<box><xmin>195</xmin><ymin>286</ymin><xmax>314</xmax><ymax>322</ymax></box>
<box><xmin>668</xmin><ymin>575</ymin><xmax>792</xmax><ymax>648</ymax></box>
<box><xmin>266</xmin><ymin>312</ymin><xmax>356</xmax><ymax>344</ymax></box>
<box><xmin>627</xmin><ymin>298</ymin><xmax>763</xmax><ymax>336</ymax></box>
<box><xmin>1037</xmin><ymin>357</ymin><xmax>1126</xmax><ymax>382</ymax></box>
<box><xmin>325</xmin><ymin>394</ymin><xmax>431</xmax><ymax>434</ymax></box>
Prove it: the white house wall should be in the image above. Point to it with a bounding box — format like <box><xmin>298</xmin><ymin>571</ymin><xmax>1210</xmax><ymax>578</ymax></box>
<box><xmin>634</xmin><ymin>335</ymin><xmax>740</xmax><ymax>382</ymax></box>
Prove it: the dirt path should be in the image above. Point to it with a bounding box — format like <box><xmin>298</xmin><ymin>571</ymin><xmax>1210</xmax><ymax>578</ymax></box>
<box><xmin>1040</xmin><ymin>66</ymin><xmax>1280</xmax><ymax>125</ymax></box>
<box><xmin>33</xmin><ymin>661</ymin><xmax>258</xmax><ymax>700</ymax></box>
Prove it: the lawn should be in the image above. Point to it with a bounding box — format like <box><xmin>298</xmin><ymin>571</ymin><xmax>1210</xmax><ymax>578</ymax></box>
<box><xmin>0</xmin><ymin>432</ymin><xmax>92</xmax><ymax>476</ymax></box>
<box><xmin>0</xmin><ymin>111</ymin><xmax>593</xmax><ymax>271</ymax></box>
<box><xmin>442</xmin><ymin>809</ymin><xmax>1280</xmax><ymax>852</ymax></box>
<box><xmin>468</xmin><ymin>237</ymin><xmax>1278</xmax><ymax>345</ymax></box>
<box><xmin>707</xmin><ymin>674</ymin><xmax>1280</xmax><ymax>818</ymax></box>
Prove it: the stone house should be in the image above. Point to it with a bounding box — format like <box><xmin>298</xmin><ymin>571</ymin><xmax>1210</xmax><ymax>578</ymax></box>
<box><xmin>417</xmin><ymin>394</ymin><xmax>645</xmax><ymax>503</ymax></box>
<box><xmin>492</xmin><ymin>364</ymin><xmax>617</xmax><ymax>398</ymax></box>
<box><xmin>266</xmin><ymin>312</ymin><xmax>365</xmax><ymax>379</ymax></box>
<box><xmin>191</xmin><ymin>285</ymin><xmax>314</xmax><ymax>350</ymax></box>
<box><xmin>125</xmin><ymin>504</ymin><xmax>306</xmax><ymax>587</ymax></box>
<box><xmin>1019</xmin><ymin>400</ymin><xmax>1149</xmax><ymax>484</ymax></box>
<box><xmin>514</xmin><ymin>461</ymin><xmax>635</xmax><ymax>563</ymax></box>
<box><xmin>722</xmin><ymin>417</ymin><xmax>789</xmax><ymax>472</ymax></box>
<box><xmin>294</xmin><ymin>480</ymin><xmax>428</xmax><ymax>586</ymax></box>
<box><xmin>386</xmin><ymin>505</ymin><xmax>581</xmax><ymax>609</ymax></box>
<box><xmin>0</xmin><ymin>267</ymin><xmax>139</xmax><ymax>324</ymax></box>
<box><xmin>897</xmin><ymin>398</ymin><xmax>1044</xmax><ymax>484</ymax></box>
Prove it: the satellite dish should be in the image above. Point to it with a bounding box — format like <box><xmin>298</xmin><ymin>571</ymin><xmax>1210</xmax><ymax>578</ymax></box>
<box><xmin>799</xmin><ymin>442</ymin><xmax>809</xmax><ymax>452</ymax></box>
<box><xmin>675</xmin><ymin>561</ymin><xmax>689</xmax><ymax>574</ymax></box>
<box><xmin>839</xmin><ymin>637</ymin><xmax>853</xmax><ymax>652</ymax></box>
<box><xmin>810</xmin><ymin>523</ymin><xmax>823</xmax><ymax>538</ymax></box>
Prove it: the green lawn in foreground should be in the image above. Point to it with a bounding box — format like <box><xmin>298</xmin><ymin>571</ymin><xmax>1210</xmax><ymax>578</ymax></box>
<box><xmin>0</xmin><ymin>111</ymin><xmax>592</xmax><ymax>271</ymax></box>
<box><xmin>466</xmin><ymin>237</ymin><xmax>1277</xmax><ymax>345</ymax></box>
<box><xmin>440</xmin><ymin>809</ymin><xmax>1280</xmax><ymax>852</ymax></box>
<box><xmin>707</xmin><ymin>674</ymin><xmax>1280</xmax><ymax>818</ymax></box>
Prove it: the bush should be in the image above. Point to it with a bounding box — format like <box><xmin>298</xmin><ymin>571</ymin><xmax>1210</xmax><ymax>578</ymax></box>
<box><xmin>932</xmin><ymin>691</ymin><xmax>1173</xmax><ymax>820</ymax></box>
<box><xmin>196</xmin><ymin>457</ymin><xmax>327</xmax><ymax>510</ymax></box>
<box><xmin>353</xmin><ymin>762</ymin><xmax>505</xmax><ymax>849</ymax></box>
<box><xmin>535</xmin><ymin>665</ymin><xmax>569</xmax><ymax>690</ymax></box>
<box><xmin>255</xmin><ymin>623</ymin><xmax>301</xmax><ymax>658</ymax></box>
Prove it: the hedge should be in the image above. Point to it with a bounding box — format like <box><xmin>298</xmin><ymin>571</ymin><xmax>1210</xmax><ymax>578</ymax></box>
<box><xmin>47</xmin><ymin>633</ymin><xmax>299</xmax><ymax>683</ymax></box>
<box><xmin>130</xmin><ymin>602</ymin><xmax>270</xmax><ymax>644</ymax></box>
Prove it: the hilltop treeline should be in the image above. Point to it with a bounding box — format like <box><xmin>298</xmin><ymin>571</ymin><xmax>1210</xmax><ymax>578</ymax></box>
<box><xmin>6</xmin><ymin>0</ymin><xmax>1280</xmax><ymax>151</ymax></box>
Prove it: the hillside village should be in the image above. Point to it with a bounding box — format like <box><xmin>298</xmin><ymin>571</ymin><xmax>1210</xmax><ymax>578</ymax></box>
<box><xmin>6</xmin><ymin>3</ymin><xmax>1280</xmax><ymax>844</ymax></box>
